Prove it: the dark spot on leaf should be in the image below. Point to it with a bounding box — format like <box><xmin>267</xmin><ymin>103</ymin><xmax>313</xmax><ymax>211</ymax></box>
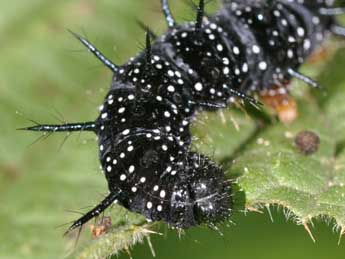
<box><xmin>294</xmin><ymin>131</ymin><xmax>320</xmax><ymax>155</ymax></box>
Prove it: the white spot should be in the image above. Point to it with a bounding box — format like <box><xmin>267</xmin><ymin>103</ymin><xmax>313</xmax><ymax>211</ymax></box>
<box><xmin>157</xmin><ymin>205</ymin><xmax>163</xmax><ymax>212</ymax></box>
<box><xmin>210</xmin><ymin>23</ymin><xmax>217</xmax><ymax>30</ymax></box>
<box><xmin>194</xmin><ymin>82</ymin><xmax>203</xmax><ymax>91</ymax></box>
<box><xmin>129</xmin><ymin>165</ymin><xmax>135</xmax><ymax>173</ymax></box>
<box><xmin>140</xmin><ymin>177</ymin><xmax>146</xmax><ymax>183</ymax></box>
<box><xmin>122</xmin><ymin>129</ymin><xmax>130</xmax><ymax>135</ymax></box>
<box><xmin>175</xmin><ymin>71</ymin><xmax>182</xmax><ymax>77</ymax></box>
<box><xmin>281</xmin><ymin>19</ymin><xmax>288</xmax><ymax>26</ymax></box>
<box><xmin>287</xmin><ymin>49</ymin><xmax>294</xmax><ymax>58</ymax></box>
<box><xmin>217</xmin><ymin>44</ymin><xmax>224</xmax><ymax>52</ymax></box>
<box><xmin>242</xmin><ymin>63</ymin><xmax>248</xmax><ymax>73</ymax></box>
<box><xmin>160</xmin><ymin>190</ymin><xmax>166</xmax><ymax>198</ymax></box>
<box><xmin>120</xmin><ymin>174</ymin><xmax>126</xmax><ymax>181</ymax></box>
<box><xmin>167</xmin><ymin>85</ymin><xmax>175</xmax><ymax>92</ymax></box>
<box><xmin>297</xmin><ymin>27</ymin><xmax>305</xmax><ymax>37</ymax></box>
<box><xmin>233</xmin><ymin>46</ymin><xmax>240</xmax><ymax>55</ymax></box>
<box><xmin>312</xmin><ymin>16</ymin><xmax>320</xmax><ymax>25</ymax></box>
<box><xmin>147</xmin><ymin>202</ymin><xmax>153</xmax><ymax>209</ymax></box>
<box><xmin>208</xmin><ymin>34</ymin><xmax>215</xmax><ymax>40</ymax></box>
<box><xmin>288</xmin><ymin>36</ymin><xmax>296</xmax><ymax>43</ymax></box>
<box><xmin>252</xmin><ymin>45</ymin><xmax>260</xmax><ymax>54</ymax></box>
<box><xmin>118</xmin><ymin>107</ymin><xmax>125</xmax><ymax>114</ymax></box>
<box><xmin>304</xmin><ymin>39</ymin><xmax>311</xmax><ymax>50</ymax></box>
<box><xmin>259</xmin><ymin>61</ymin><xmax>267</xmax><ymax>70</ymax></box>
<box><xmin>164</xmin><ymin>111</ymin><xmax>171</xmax><ymax>118</ymax></box>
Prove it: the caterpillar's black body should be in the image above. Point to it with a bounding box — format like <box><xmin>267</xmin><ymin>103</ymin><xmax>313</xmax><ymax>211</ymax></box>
<box><xmin>23</xmin><ymin>0</ymin><xmax>344</xmax><ymax>233</ymax></box>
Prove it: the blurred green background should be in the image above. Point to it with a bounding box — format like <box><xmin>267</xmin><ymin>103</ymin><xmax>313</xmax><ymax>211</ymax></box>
<box><xmin>1</xmin><ymin>0</ymin><xmax>345</xmax><ymax>258</ymax></box>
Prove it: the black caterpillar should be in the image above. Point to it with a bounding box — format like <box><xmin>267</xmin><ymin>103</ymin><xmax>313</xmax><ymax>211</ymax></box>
<box><xmin>23</xmin><ymin>0</ymin><xmax>345</xmax><ymax>233</ymax></box>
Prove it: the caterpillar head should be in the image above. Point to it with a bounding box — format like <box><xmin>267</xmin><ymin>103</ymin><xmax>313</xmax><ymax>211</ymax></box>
<box><xmin>169</xmin><ymin>153</ymin><xmax>232</xmax><ymax>228</ymax></box>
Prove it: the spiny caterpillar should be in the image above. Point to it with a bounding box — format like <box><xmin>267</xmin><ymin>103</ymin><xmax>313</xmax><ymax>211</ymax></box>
<box><xmin>22</xmin><ymin>0</ymin><xmax>345</xmax><ymax>233</ymax></box>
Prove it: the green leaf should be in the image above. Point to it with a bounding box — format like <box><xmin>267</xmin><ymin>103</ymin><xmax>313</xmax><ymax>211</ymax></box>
<box><xmin>70</xmin><ymin>208</ymin><xmax>151</xmax><ymax>259</ymax></box>
<box><xmin>75</xmin><ymin>224</ymin><xmax>154</xmax><ymax>259</ymax></box>
<box><xmin>192</xmin><ymin>108</ymin><xmax>257</xmax><ymax>161</ymax></box>
<box><xmin>193</xmin><ymin>49</ymin><xmax>345</xmax><ymax>239</ymax></box>
<box><xmin>230</xmin><ymin>100</ymin><xmax>345</xmax><ymax>228</ymax></box>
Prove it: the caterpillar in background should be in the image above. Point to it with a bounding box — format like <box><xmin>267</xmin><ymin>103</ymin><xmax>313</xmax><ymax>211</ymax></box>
<box><xmin>22</xmin><ymin>0</ymin><xmax>345</xmax><ymax>233</ymax></box>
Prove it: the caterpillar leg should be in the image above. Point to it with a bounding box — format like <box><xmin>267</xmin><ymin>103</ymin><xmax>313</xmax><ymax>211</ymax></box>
<box><xmin>65</xmin><ymin>192</ymin><xmax>119</xmax><ymax>235</ymax></box>
<box><xmin>260</xmin><ymin>87</ymin><xmax>298</xmax><ymax>124</ymax></box>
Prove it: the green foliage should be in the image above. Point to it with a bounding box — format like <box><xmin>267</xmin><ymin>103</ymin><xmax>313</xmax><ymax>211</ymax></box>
<box><xmin>72</xmin><ymin>220</ymin><xmax>152</xmax><ymax>259</ymax></box>
<box><xmin>230</xmin><ymin>100</ymin><xmax>344</xmax><ymax>231</ymax></box>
